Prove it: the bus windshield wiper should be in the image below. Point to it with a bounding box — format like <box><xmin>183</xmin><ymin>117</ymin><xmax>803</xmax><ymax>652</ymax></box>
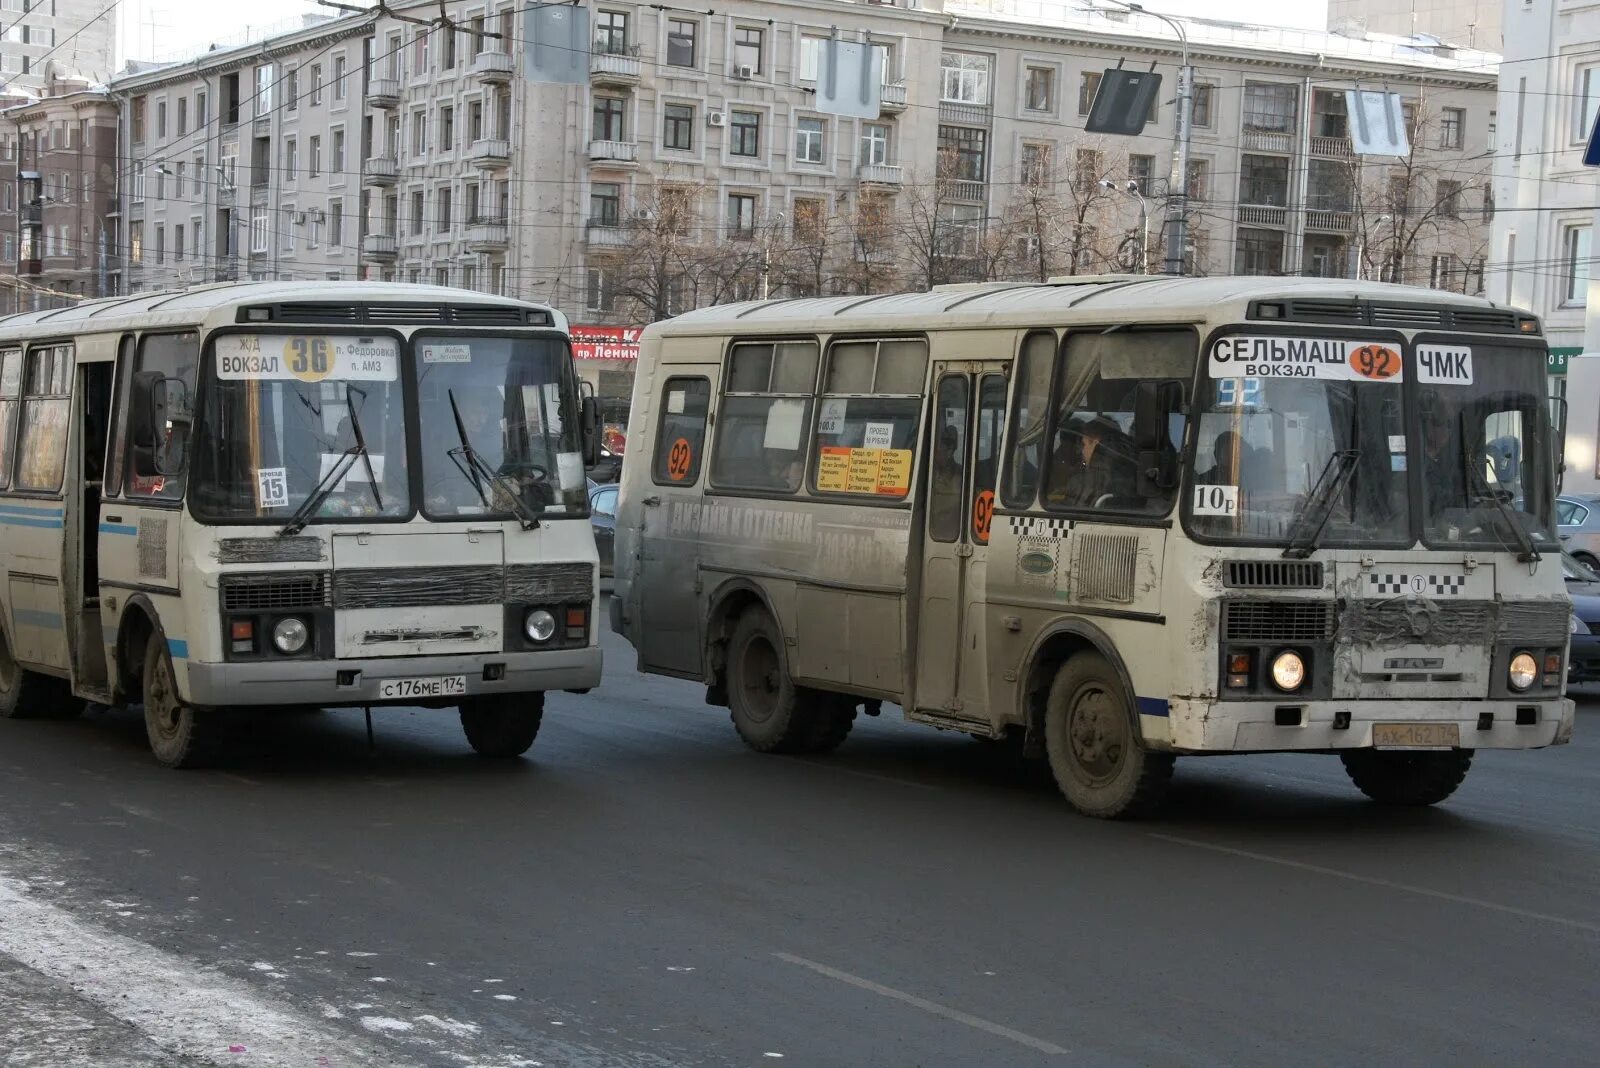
<box><xmin>277</xmin><ymin>447</ymin><xmax>361</xmax><ymax>537</ymax></box>
<box><xmin>1283</xmin><ymin>449</ymin><xmax>1361</xmax><ymax>559</ymax></box>
<box><xmin>1462</xmin><ymin>418</ymin><xmax>1538</xmax><ymax>563</ymax></box>
<box><xmin>345</xmin><ymin>384</ymin><xmax>384</xmax><ymax>514</ymax></box>
<box><xmin>445</xmin><ymin>389</ymin><xmax>540</xmax><ymax>531</ymax></box>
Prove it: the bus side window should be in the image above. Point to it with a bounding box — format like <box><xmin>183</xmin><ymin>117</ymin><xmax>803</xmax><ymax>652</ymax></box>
<box><xmin>0</xmin><ymin>347</ymin><xmax>20</xmax><ymax>490</ymax></box>
<box><xmin>1002</xmin><ymin>331</ymin><xmax>1054</xmax><ymax>509</ymax></box>
<box><xmin>104</xmin><ymin>337</ymin><xmax>134</xmax><ymax>498</ymax></box>
<box><xmin>15</xmin><ymin>344</ymin><xmax>74</xmax><ymax>493</ymax></box>
<box><xmin>810</xmin><ymin>337</ymin><xmax>925</xmax><ymax>501</ymax></box>
<box><xmin>652</xmin><ymin>377</ymin><xmax>711</xmax><ymax>487</ymax></box>
<box><xmin>710</xmin><ymin>340</ymin><xmax>819</xmax><ymax>494</ymax></box>
<box><xmin>123</xmin><ymin>333</ymin><xmax>199</xmax><ymax>500</ymax></box>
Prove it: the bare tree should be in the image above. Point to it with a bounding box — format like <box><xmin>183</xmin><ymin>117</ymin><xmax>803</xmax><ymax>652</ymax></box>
<box><xmin>833</xmin><ymin>187</ymin><xmax>900</xmax><ymax>295</ymax></box>
<box><xmin>603</xmin><ymin>179</ymin><xmax>710</xmax><ymax>323</ymax></box>
<box><xmin>896</xmin><ymin>148</ymin><xmax>993</xmax><ymax>288</ymax></box>
<box><xmin>1005</xmin><ymin>143</ymin><xmax>1126</xmax><ymax>280</ymax></box>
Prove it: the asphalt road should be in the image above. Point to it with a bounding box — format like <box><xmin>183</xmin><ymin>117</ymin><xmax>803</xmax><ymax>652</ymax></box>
<box><xmin>1</xmin><ymin>612</ymin><xmax>1598</xmax><ymax>1067</ymax></box>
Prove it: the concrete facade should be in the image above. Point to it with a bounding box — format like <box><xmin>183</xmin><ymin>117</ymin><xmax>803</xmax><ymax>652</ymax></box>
<box><xmin>0</xmin><ymin>0</ymin><xmax>117</xmax><ymax>92</ymax></box>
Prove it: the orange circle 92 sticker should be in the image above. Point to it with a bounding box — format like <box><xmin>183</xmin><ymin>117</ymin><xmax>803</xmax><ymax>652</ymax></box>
<box><xmin>972</xmin><ymin>489</ymin><xmax>995</xmax><ymax>544</ymax></box>
<box><xmin>1349</xmin><ymin>344</ymin><xmax>1401</xmax><ymax>381</ymax></box>
<box><xmin>666</xmin><ymin>437</ymin><xmax>693</xmax><ymax>481</ymax></box>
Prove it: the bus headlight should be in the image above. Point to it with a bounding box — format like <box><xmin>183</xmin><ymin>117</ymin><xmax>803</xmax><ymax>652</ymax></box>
<box><xmin>1270</xmin><ymin>651</ymin><xmax>1306</xmax><ymax>692</ymax></box>
<box><xmin>1508</xmin><ymin>652</ymin><xmax>1538</xmax><ymax>691</ymax></box>
<box><xmin>272</xmin><ymin>617</ymin><xmax>309</xmax><ymax>654</ymax></box>
<box><xmin>524</xmin><ymin>609</ymin><xmax>556</xmax><ymax>644</ymax></box>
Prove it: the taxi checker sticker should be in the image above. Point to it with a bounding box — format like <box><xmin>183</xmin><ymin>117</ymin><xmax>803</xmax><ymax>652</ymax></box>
<box><xmin>215</xmin><ymin>334</ymin><xmax>399</xmax><ymax>382</ymax></box>
<box><xmin>1210</xmin><ymin>336</ymin><xmax>1403</xmax><ymax>383</ymax></box>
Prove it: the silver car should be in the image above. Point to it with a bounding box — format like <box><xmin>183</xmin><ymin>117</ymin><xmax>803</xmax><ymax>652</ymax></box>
<box><xmin>1558</xmin><ymin>495</ymin><xmax>1600</xmax><ymax>570</ymax></box>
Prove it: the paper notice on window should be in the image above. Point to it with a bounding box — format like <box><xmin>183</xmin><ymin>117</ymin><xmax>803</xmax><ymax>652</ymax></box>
<box><xmin>862</xmin><ymin>421</ymin><xmax>895</xmax><ymax>449</ymax></box>
<box><xmin>818</xmin><ymin>398</ymin><xmax>848</xmax><ymax>435</ymax></box>
<box><xmin>421</xmin><ymin>343</ymin><xmax>472</xmax><ymax>363</ymax></box>
<box><xmin>1416</xmin><ymin>345</ymin><xmax>1474</xmax><ymax>385</ymax></box>
<box><xmin>257</xmin><ymin>467</ymin><xmax>289</xmax><ymax>508</ymax></box>
<box><xmin>521</xmin><ymin>385</ymin><xmax>545</xmax><ymax>434</ymax></box>
<box><xmin>557</xmin><ymin>451</ymin><xmax>585</xmax><ymax>491</ymax></box>
<box><xmin>318</xmin><ymin>452</ymin><xmax>385</xmax><ymax>492</ymax></box>
<box><xmin>763</xmin><ymin>399</ymin><xmax>806</xmax><ymax>451</ymax></box>
<box><xmin>667</xmin><ymin>390</ymin><xmax>687</xmax><ymax>415</ymax></box>
<box><xmin>815</xmin><ymin>447</ymin><xmax>912</xmax><ymax>496</ymax></box>
<box><xmin>1388</xmin><ymin>434</ymin><xmax>1407</xmax><ymax>453</ymax></box>
<box><xmin>544</xmin><ymin>383</ymin><xmax>564</xmax><ymax>432</ymax></box>
<box><xmin>1192</xmin><ymin>484</ymin><xmax>1238</xmax><ymax>516</ymax></box>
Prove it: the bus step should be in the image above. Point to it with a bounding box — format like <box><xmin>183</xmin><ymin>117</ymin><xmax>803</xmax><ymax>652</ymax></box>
<box><xmin>905</xmin><ymin>707</ymin><xmax>1002</xmax><ymax>738</ymax></box>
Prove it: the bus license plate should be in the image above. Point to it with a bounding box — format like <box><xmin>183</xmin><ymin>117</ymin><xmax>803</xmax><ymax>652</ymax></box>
<box><xmin>378</xmin><ymin>675</ymin><xmax>467</xmax><ymax>700</ymax></box>
<box><xmin>1372</xmin><ymin>722</ymin><xmax>1460</xmax><ymax>749</ymax></box>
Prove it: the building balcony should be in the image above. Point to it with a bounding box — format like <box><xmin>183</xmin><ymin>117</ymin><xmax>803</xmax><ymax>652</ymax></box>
<box><xmin>20</xmin><ymin>202</ymin><xmax>41</xmax><ymax>225</ymax></box>
<box><xmin>857</xmin><ymin>162</ymin><xmax>904</xmax><ymax>186</ymax></box>
<box><xmin>1241</xmin><ymin>128</ymin><xmax>1294</xmax><ymax>154</ymax></box>
<box><xmin>1305</xmin><ymin>208</ymin><xmax>1355</xmax><ymax>233</ymax></box>
<box><xmin>250</xmin><ymin>183</ymin><xmax>271</xmax><ymax>206</ymax></box>
<box><xmin>1238</xmin><ymin>204</ymin><xmax>1288</xmax><ymax>227</ymax></box>
<box><xmin>938</xmin><ymin>100</ymin><xmax>991</xmax><ymax>126</ymax></box>
<box><xmin>585</xmin><ymin>220</ymin><xmax>631</xmax><ymax>248</ymax></box>
<box><xmin>941</xmin><ymin>179</ymin><xmax>987</xmax><ymax>203</ymax></box>
<box><xmin>363</xmin><ymin>155</ymin><xmax>399</xmax><ymax>186</ymax></box>
<box><xmin>472</xmin><ymin>49</ymin><xmax>514</xmax><ymax>84</ymax></box>
<box><xmin>591</xmin><ymin>50</ymin><xmax>641</xmax><ymax>88</ymax></box>
<box><xmin>467</xmin><ymin>138</ymin><xmax>511</xmax><ymax>169</ymax></box>
<box><xmin>1310</xmin><ymin>134</ymin><xmax>1352</xmax><ymax>159</ymax></box>
<box><xmin>465</xmin><ymin>217</ymin><xmax>510</xmax><ymax>251</ymax></box>
<box><xmin>588</xmin><ymin>139</ymin><xmax>638</xmax><ymax>166</ymax></box>
<box><xmin>362</xmin><ymin>233</ymin><xmax>399</xmax><ymax>261</ymax></box>
<box><xmin>367</xmin><ymin>78</ymin><xmax>401</xmax><ymax>109</ymax></box>
<box><xmin>879</xmin><ymin>82</ymin><xmax>908</xmax><ymax>113</ymax></box>
<box><xmin>17</xmin><ymin>258</ymin><xmax>41</xmax><ymax>276</ymax></box>
<box><xmin>252</xmin><ymin>116</ymin><xmax>271</xmax><ymax>138</ymax></box>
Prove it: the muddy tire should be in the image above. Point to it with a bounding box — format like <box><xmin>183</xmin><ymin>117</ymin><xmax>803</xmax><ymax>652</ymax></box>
<box><xmin>725</xmin><ymin>610</ymin><xmax>841</xmax><ymax>754</ymax></box>
<box><xmin>143</xmin><ymin>636</ymin><xmax>223</xmax><ymax>768</ymax></box>
<box><xmin>460</xmin><ymin>693</ymin><xmax>544</xmax><ymax>758</ymax></box>
<box><xmin>1043</xmin><ymin>653</ymin><xmax>1173</xmax><ymax>819</ymax></box>
<box><xmin>1340</xmin><ymin>749</ymin><xmax>1472</xmax><ymax>806</ymax></box>
<box><xmin>799</xmin><ymin>695</ymin><xmax>857</xmax><ymax>755</ymax></box>
<box><xmin>0</xmin><ymin>623</ymin><xmax>77</xmax><ymax>720</ymax></box>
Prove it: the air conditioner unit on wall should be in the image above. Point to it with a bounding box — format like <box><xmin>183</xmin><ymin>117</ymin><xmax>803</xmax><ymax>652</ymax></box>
<box><xmin>707</xmin><ymin>110</ymin><xmax>727</xmax><ymax>127</ymax></box>
<box><xmin>733</xmin><ymin>64</ymin><xmax>754</xmax><ymax>80</ymax></box>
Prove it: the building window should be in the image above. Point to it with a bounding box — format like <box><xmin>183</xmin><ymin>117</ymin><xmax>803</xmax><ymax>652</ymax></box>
<box><xmin>1429</xmin><ymin>253</ymin><xmax>1456</xmax><ymax>290</ymax></box>
<box><xmin>1185</xmin><ymin>158</ymin><xmax>1209</xmax><ymax>201</ymax></box>
<box><xmin>1439</xmin><ymin>107</ymin><xmax>1464</xmax><ymax>150</ymax></box>
<box><xmin>1021</xmin><ymin>142</ymin><xmax>1051</xmax><ymax>187</ymax></box>
<box><xmin>131</xmin><ymin>96</ymin><xmax>146</xmax><ymax>141</ymax></box>
<box><xmin>596</xmin><ymin>11</ymin><xmax>628</xmax><ymax>55</ymax></box>
<box><xmin>730</xmin><ymin>110</ymin><xmax>761</xmax><ymax>157</ymax></box>
<box><xmin>467</xmin><ymin>100</ymin><xmax>483</xmax><ymax>142</ymax></box>
<box><xmin>330</xmin><ymin>198</ymin><xmax>343</xmax><ymax>245</ymax></box>
<box><xmin>409</xmin><ymin>189</ymin><xmax>425</xmax><ymax>234</ymax></box>
<box><xmin>1078</xmin><ymin>71</ymin><xmax>1101</xmax><ymax>116</ymax></box>
<box><xmin>1564</xmin><ymin>224</ymin><xmax>1591</xmax><ymax>306</ymax></box>
<box><xmin>663</xmin><ymin>103</ymin><xmax>694</xmax><ymax>150</ymax></box>
<box><xmin>727</xmin><ymin>193</ymin><xmax>757</xmax><ymax>237</ymax></box>
<box><xmin>800</xmin><ymin>35</ymin><xmax>825</xmax><ymax>82</ymax></box>
<box><xmin>590</xmin><ymin>182</ymin><xmax>621</xmax><ymax>226</ymax></box>
<box><xmin>333</xmin><ymin>56</ymin><xmax>347</xmax><ymax>100</ymax></box>
<box><xmin>284</xmin><ymin>67</ymin><xmax>298</xmax><ymax>110</ymax></box>
<box><xmin>309</xmin><ymin>135</ymin><xmax>321</xmax><ymax>177</ymax></box>
<box><xmin>794</xmin><ymin>117</ymin><xmax>824</xmax><ymax>164</ymax></box>
<box><xmin>438</xmin><ymin>186</ymin><xmax>452</xmax><ymax>229</ymax></box>
<box><xmin>586</xmin><ymin>267</ymin><xmax>615</xmax><ymax>312</ymax></box>
<box><xmin>310</xmin><ymin>64</ymin><xmax>323</xmax><ymax>105</ymax></box>
<box><xmin>1024</xmin><ymin>65</ymin><xmax>1054</xmax><ymax>112</ymax></box>
<box><xmin>1239</xmin><ymin>154</ymin><xmax>1289</xmax><ymax>206</ymax></box>
<box><xmin>937</xmin><ymin>125</ymin><xmax>987</xmax><ymax>181</ymax></box>
<box><xmin>1190</xmin><ymin>83</ymin><xmax>1213</xmax><ymax>128</ymax></box>
<box><xmin>1243</xmin><ymin>82</ymin><xmax>1297</xmax><ymax>133</ymax></box>
<box><xmin>414</xmin><ymin>30</ymin><xmax>428</xmax><ymax>74</ymax></box>
<box><xmin>129</xmin><ymin>222</ymin><xmax>143</xmax><ymax>263</ymax></box>
<box><xmin>440</xmin><ymin>105</ymin><xmax>454</xmax><ymax>151</ymax></box>
<box><xmin>667</xmin><ymin>19</ymin><xmax>697</xmax><ymax>67</ymax></box>
<box><xmin>412</xmin><ymin>110</ymin><xmax>427</xmax><ymax>154</ymax></box>
<box><xmin>593</xmin><ymin>97</ymin><xmax>626</xmax><ymax>142</ymax></box>
<box><xmin>154</xmin><ymin>224</ymin><xmax>165</xmax><ymax>263</ymax></box>
<box><xmin>1435</xmin><ymin>179</ymin><xmax>1462</xmax><ymax>219</ymax></box>
<box><xmin>1235</xmin><ymin>228</ymin><xmax>1284</xmax><ymax>275</ymax></box>
<box><xmin>734</xmin><ymin>27</ymin><xmax>763</xmax><ymax>74</ymax></box>
<box><xmin>284</xmin><ymin>138</ymin><xmax>298</xmax><ymax>179</ymax></box>
<box><xmin>332</xmin><ymin>129</ymin><xmax>345</xmax><ymax>174</ymax></box>
<box><xmin>435</xmin><ymin>266</ymin><xmax>449</xmax><ymax>286</ymax></box>
<box><xmin>861</xmin><ymin>122</ymin><xmax>890</xmax><ymax>166</ymax></box>
<box><xmin>793</xmin><ymin>198</ymin><xmax>825</xmax><ymax>241</ymax></box>
<box><xmin>176</xmin><ymin>97</ymin><xmax>187</xmax><ymax>135</ymax></box>
<box><xmin>1128</xmin><ymin>153</ymin><xmax>1154</xmax><ymax>196</ymax></box>
<box><xmin>940</xmin><ymin>52</ymin><xmax>990</xmax><ymax>104</ymax></box>
<box><xmin>156</xmin><ymin>100</ymin><xmax>167</xmax><ymax>139</ymax></box>
<box><xmin>1074</xmin><ymin>148</ymin><xmax>1102</xmax><ymax>193</ymax></box>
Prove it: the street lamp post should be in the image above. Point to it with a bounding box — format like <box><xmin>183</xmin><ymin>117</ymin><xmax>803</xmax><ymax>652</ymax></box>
<box><xmin>1100</xmin><ymin>178</ymin><xmax>1151</xmax><ymax>274</ymax></box>
<box><xmin>1355</xmin><ymin>214</ymin><xmax>1390</xmax><ymax>280</ymax></box>
<box><xmin>1103</xmin><ymin>0</ymin><xmax>1191</xmax><ymax>275</ymax></box>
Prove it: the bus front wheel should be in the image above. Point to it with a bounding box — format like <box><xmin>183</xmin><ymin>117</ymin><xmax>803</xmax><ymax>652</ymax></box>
<box><xmin>726</xmin><ymin>610</ymin><xmax>853</xmax><ymax>754</ymax></box>
<box><xmin>1043</xmin><ymin>653</ymin><xmax>1173</xmax><ymax>819</ymax></box>
<box><xmin>460</xmin><ymin>693</ymin><xmax>543</xmax><ymax>758</ymax></box>
<box><xmin>142</xmin><ymin>637</ymin><xmax>223</xmax><ymax>768</ymax></box>
<box><xmin>1340</xmin><ymin>749</ymin><xmax>1472</xmax><ymax>806</ymax></box>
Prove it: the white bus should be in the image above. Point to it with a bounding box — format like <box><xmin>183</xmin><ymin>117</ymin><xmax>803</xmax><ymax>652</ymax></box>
<box><xmin>0</xmin><ymin>282</ymin><xmax>602</xmax><ymax>767</ymax></box>
<box><xmin>611</xmin><ymin>277</ymin><xmax>1574</xmax><ymax>818</ymax></box>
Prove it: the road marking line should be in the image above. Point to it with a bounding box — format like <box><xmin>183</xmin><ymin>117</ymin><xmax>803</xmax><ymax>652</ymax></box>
<box><xmin>774</xmin><ymin>952</ymin><xmax>1068</xmax><ymax>1055</ymax></box>
<box><xmin>1147</xmin><ymin>833</ymin><xmax>1600</xmax><ymax>935</ymax></box>
<box><xmin>0</xmin><ymin>875</ymin><xmax>424</xmax><ymax>1066</ymax></box>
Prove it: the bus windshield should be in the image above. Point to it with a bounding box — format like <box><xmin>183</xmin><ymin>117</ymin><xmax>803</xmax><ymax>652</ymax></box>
<box><xmin>1187</xmin><ymin>335</ymin><xmax>1410</xmax><ymax>547</ymax></box>
<box><xmin>414</xmin><ymin>335</ymin><xmax>586</xmax><ymax>519</ymax></box>
<box><xmin>192</xmin><ymin>333</ymin><xmax>410</xmax><ymax>522</ymax></box>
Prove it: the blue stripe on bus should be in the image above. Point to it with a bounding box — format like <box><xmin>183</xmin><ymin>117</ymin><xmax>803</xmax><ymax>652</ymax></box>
<box><xmin>1137</xmin><ymin>697</ymin><xmax>1171</xmax><ymax>718</ymax></box>
<box><xmin>98</xmin><ymin>522</ymin><xmax>138</xmax><ymax>536</ymax></box>
<box><xmin>12</xmin><ymin>609</ymin><xmax>63</xmax><ymax>630</ymax></box>
<box><xmin>167</xmin><ymin>638</ymin><xmax>189</xmax><ymax>659</ymax></box>
<box><xmin>0</xmin><ymin>502</ymin><xmax>64</xmax><ymax>516</ymax></box>
<box><xmin>0</xmin><ymin>515</ymin><xmax>64</xmax><ymax>529</ymax></box>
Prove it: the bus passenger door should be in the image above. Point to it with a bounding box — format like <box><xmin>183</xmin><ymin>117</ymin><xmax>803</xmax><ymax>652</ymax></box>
<box><xmin>913</xmin><ymin>365</ymin><xmax>1007</xmax><ymax>723</ymax></box>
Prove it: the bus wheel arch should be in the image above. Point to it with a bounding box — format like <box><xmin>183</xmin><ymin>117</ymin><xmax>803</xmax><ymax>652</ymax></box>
<box><xmin>704</xmin><ymin>579</ymin><xmax>781</xmax><ymax>708</ymax></box>
<box><xmin>1021</xmin><ymin>621</ymin><xmax>1147</xmax><ymax>751</ymax></box>
<box><xmin>114</xmin><ymin>597</ymin><xmax>160</xmax><ymax>704</ymax></box>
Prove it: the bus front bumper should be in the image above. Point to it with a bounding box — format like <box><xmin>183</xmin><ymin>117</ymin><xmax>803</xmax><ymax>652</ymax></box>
<box><xmin>180</xmin><ymin>647</ymin><xmax>603</xmax><ymax>708</ymax></box>
<box><xmin>1160</xmin><ymin>696</ymin><xmax>1575</xmax><ymax>753</ymax></box>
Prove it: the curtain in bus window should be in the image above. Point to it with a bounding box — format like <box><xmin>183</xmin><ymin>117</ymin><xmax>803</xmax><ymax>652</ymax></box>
<box><xmin>0</xmin><ymin>348</ymin><xmax>19</xmax><ymax>490</ymax></box>
<box><xmin>811</xmin><ymin>338</ymin><xmax>925</xmax><ymax>499</ymax></box>
<box><xmin>16</xmin><ymin>345</ymin><xmax>74</xmax><ymax>492</ymax></box>
<box><xmin>1002</xmin><ymin>332</ymin><xmax>1053</xmax><ymax>508</ymax></box>
<box><xmin>711</xmin><ymin>340</ymin><xmax>819</xmax><ymax>493</ymax></box>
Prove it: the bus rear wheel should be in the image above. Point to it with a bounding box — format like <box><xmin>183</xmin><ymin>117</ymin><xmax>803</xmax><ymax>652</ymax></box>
<box><xmin>0</xmin><ymin>624</ymin><xmax>76</xmax><ymax>719</ymax></box>
<box><xmin>1340</xmin><ymin>749</ymin><xmax>1472</xmax><ymax>806</ymax></box>
<box><xmin>460</xmin><ymin>693</ymin><xmax>544</xmax><ymax>758</ymax></box>
<box><xmin>142</xmin><ymin>637</ymin><xmax>223</xmax><ymax>768</ymax></box>
<box><xmin>1043</xmin><ymin>653</ymin><xmax>1173</xmax><ymax>819</ymax></box>
<box><xmin>726</xmin><ymin>610</ymin><xmax>850</xmax><ymax>754</ymax></box>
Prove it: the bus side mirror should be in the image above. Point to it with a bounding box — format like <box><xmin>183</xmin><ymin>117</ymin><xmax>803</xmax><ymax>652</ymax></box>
<box><xmin>1134</xmin><ymin>380</ymin><xmax>1182</xmax><ymax>492</ymax></box>
<box><xmin>130</xmin><ymin>371</ymin><xmax>192</xmax><ymax>478</ymax></box>
<box><xmin>581</xmin><ymin>395</ymin><xmax>600</xmax><ymax>467</ymax></box>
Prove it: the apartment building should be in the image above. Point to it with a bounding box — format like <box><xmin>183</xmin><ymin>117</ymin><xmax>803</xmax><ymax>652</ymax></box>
<box><xmin>1494</xmin><ymin>0</ymin><xmax>1600</xmax><ymax>492</ymax></box>
<box><xmin>110</xmin><ymin>13</ymin><xmax>371</xmax><ymax>294</ymax></box>
<box><xmin>1328</xmin><ymin>0</ymin><xmax>1503</xmax><ymax>51</ymax></box>
<box><xmin>0</xmin><ymin>73</ymin><xmax>118</xmax><ymax>313</ymax></box>
<box><xmin>0</xmin><ymin>0</ymin><xmax>117</xmax><ymax>92</ymax></box>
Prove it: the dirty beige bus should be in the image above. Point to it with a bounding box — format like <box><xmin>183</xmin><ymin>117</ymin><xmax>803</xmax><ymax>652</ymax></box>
<box><xmin>0</xmin><ymin>282</ymin><xmax>601</xmax><ymax>767</ymax></box>
<box><xmin>611</xmin><ymin>276</ymin><xmax>1574</xmax><ymax>818</ymax></box>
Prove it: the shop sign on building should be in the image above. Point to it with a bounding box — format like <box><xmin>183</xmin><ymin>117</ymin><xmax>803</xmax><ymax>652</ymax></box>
<box><xmin>571</xmin><ymin>326</ymin><xmax>642</xmax><ymax>361</ymax></box>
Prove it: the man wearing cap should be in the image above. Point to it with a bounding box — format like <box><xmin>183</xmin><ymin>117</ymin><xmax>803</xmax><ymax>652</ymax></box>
<box><xmin>1047</xmin><ymin>414</ymin><xmax>1129</xmax><ymax>508</ymax></box>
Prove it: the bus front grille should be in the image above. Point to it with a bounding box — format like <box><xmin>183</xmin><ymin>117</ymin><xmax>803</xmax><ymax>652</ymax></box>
<box><xmin>1223</xmin><ymin>561</ymin><xmax>1324</xmax><ymax>590</ymax></box>
<box><xmin>506</xmin><ymin>563</ymin><xmax>594</xmax><ymax>602</ymax></box>
<box><xmin>221</xmin><ymin>573</ymin><xmax>331</xmax><ymax>612</ymax></box>
<box><xmin>1222</xmin><ymin>601</ymin><xmax>1335</xmax><ymax>642</ymax></box>
<box><xmin>332</xmin><ymin>566</ymin><xmax>505</xmax><ymax>610</ymax></box>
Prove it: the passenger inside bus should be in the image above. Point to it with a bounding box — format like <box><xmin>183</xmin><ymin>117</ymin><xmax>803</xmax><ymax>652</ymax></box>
<box><xmin>1420</xmin><ymin>403</ymin><xmax>1469</xmax><ymax>517</ymax></box>
<box><xmin>1045</xmin><ymin>414</ymin><xmax>1135</xmax><ymax>508</ymax></box>
<box><xmin>1196</xmin><ymin>430</ymin><xmax>1242</xmax><ymax>485</ymax></box>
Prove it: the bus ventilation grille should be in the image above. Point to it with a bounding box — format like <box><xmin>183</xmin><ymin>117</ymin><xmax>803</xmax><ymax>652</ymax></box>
<box><xmin>1072</xmin><ymin>534</ymin><xmax>1139</xmax><ymax>604</ymax></box>
<box><xmin>1222</xmin><ymin>601</ymin><xmax>1335</xmax><ymax>642</ymax></box>
<box><xmin>1223</xmin><ymin>561</ymin><xmax>1324</xmax><ymax>589</ymax></box>
<box><xmin>239</xmin><ymin>303</ymin><xmax>548</xmax><ymax>326</ymax></box>
<box><xmin>221</xmin><ymin>573</ymin><xmax>331</xmax><ymax>612</ymax></box>
<box><xmin>1248</xmin><ymin>300</ymin><xmax>1525</xmax><ymax>334</ymax></box>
